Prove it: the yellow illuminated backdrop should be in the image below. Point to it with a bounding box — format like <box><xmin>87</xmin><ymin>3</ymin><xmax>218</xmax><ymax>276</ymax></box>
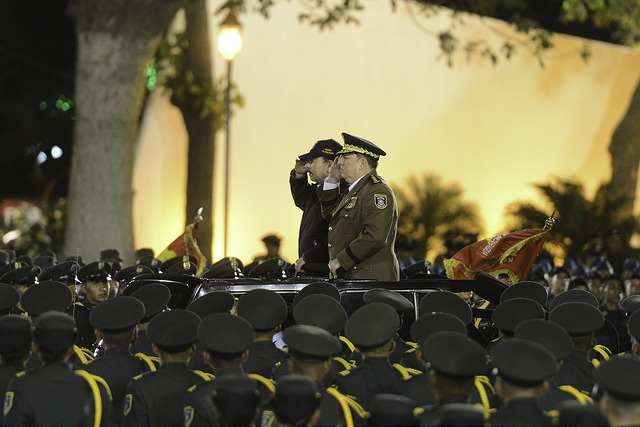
<box><xmin>133</xmin><ymin>2</ymin><xmax>639</xmax><ymax>265</ymax></box>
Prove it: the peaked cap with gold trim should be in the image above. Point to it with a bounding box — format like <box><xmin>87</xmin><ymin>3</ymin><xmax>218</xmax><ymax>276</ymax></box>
<box><xmin>338</xmin><ymin>132</ymin><xmax>386</xmax><ymax>159</ymax></box>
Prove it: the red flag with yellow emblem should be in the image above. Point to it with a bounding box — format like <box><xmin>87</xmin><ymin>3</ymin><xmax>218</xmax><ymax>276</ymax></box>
<box><xmin>443</xmin><ymin>228</ymin><xmax>550</xmax><ymax>284</ymax></box>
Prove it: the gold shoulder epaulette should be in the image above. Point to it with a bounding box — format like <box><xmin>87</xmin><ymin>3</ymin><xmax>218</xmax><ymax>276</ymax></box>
<box><xmin>369</xmin><ymin>175</ymin><xmax>381</xmax><ymax>184</ymax></box>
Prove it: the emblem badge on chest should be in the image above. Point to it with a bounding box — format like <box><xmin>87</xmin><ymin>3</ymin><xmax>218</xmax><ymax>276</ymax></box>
<box><xmin>345</xmin><ymin>197</ymin><xmax>357</xmax><ymax>209</ymax></box>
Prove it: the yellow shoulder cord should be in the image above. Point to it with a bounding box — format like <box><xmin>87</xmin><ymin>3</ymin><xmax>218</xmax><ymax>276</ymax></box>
<box><xmin>249</xmin><ymin>373</ymin><xmax>276</xmax><ymax>393</ymax></box>
<box><xmin>333</xmin><ymin>357</ymin><xmax>353</xmax><ymax>371</ymax></box>
<box><xmin>75</xmin><ymin>370</ymin><xmax>105</xmax><ymax>427</ymax></box>
<box><xmin>193</xmin><ymin>370</ymin><xmax>214</xmax><ymax>381</ymax></box>
<box><xmin>326</xmin><ymin>388</ymin><xmax>354</xmax><ymax>427</ymax></box>
<box><xmin>592</xmin><ymin>345</ymin><xmax>612</xmax><ymax>368</ymax></box>
<box><xmin>134</xmin><ymin>352</ymin><xmax>157</xmax><ymax>372</ymax></box>
<box><xmin>474</xmin><ymin>300</ymin><xmax>490</xmax><ymax>328</ymax></box>
<box><xmin>343</xmin><ymin>395</ymin><xmax>367</xmax><ymax>419</ymax></box>
<box><xmin>404</xmin><ymin>341</ymin><xmax>419</xmax><ymax>349</ymax></box>
<box><xmin>474</xmin><ymin>376</ymin><xmax>491</xmax><ymax>418</ymax></box>
<box><xmin>558</xmin><ymin>385</ymin><xmax>593</xmax><ymax>405</ymax></box>
<box><xmin>339</xmin><ymin>336</ymin><xmax>355</xmax><ymax>353</ymax></box>
<box><xmin>392</xmin><ymin>363</ymin><xmax>412</xmax><ymax>380</ymax></box>
<box><xmin>73</xmin><ymin>345</ymin><xmax>92</xmax><ymax>364</ymax></box>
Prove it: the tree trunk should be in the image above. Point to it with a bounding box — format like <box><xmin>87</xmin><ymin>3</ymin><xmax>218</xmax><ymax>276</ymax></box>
<box><xmin>65</xmin><ymin>0</ymin><xmax>185</xmax><ymax>264</ymax></box>
<box><xmin>180</xmin><ymin>0</ymin><xmax>217</xmax><ymax>262</ymax></box>
<box><xmin>608</xmin><ymin>79</ymin><xmax>640</xmax><ymax>222</ymax></box>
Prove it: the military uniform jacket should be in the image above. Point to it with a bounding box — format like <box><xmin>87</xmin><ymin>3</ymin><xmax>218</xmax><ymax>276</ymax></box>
<box><xmin>4</xmin><ymin>361</ymin><xmax>113</xmax><ymax>427</ymax></box>
<box><xmin>243</xmin><ymin>341</ymin><xmax>288</xmax><ymax>379</ymax></box>
<box><xmin>332</xmin><ymin>356</ymin><xmax>407</xmax><ymax>408</ymax></box>
<box><xmin>122</xmin><ymin>362</ymin><xmax>205</xmax><ymax>427</ymax></box>
<box><xmin>318</xmin><ymin>170</ymin><xmax>400</xmax><ymax>281</ymax></box>
<box><xmin>83</xmin><ymin>347</ymin><xmax>153</xmax><ymax>425</ymax></box>
<box><xmin>553</xmin><ymin>351</ymin><xmax>595</xmax><ymax>396</ymax></box>
<box><xmin>130</xmin><ymin>329</ymin><xmax>155</xmax><ymax>357</ymax></box>
<box><xmin>488</xmin><ymin>397</ymin><xmax>552</xmax><ymax>427</ymax></box>
<box><xmin>71</xmin><ymin>300</ymin><xmax>97</xmax><ymax>350</ymax></box>
<box><xmin>290</xmin><ymin>171</ymin><xmax>331</xmax><ymax>266</ymax></box>
<box><xmin>183</xmin><ymin>367</ymin><xmax>274</xmax><ymax>427</ymax></box>
<box><xmin>0</xmin><ymin>363</ymin><xmax>23</xmax><ymax>397</ymax></box>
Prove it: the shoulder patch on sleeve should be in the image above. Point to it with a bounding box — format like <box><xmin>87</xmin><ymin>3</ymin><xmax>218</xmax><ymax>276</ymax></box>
<box><xmin>374</xmin><ymin>194</ymin><xmax>387</xmax><ymax>209</ymax></box>
<box><xmin>123</xmin><ymin>394</ymin><xmax>133</xmax><ymax>416</ymax></box>
<box><xmin>4</xmin><ymin>392</ymin><xmax>14</xmax><ymax>416</ymax></box>
<box><xmin>184</xmin><ymin>406</ymin><xmax>194</xmax><ymax>427</ymax></box>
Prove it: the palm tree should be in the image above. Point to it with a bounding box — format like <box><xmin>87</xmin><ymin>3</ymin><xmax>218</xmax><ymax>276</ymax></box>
<box><xmin>505</xmin><ymin>178</ymin><xmax>639</xmax><ymax>263</ymax></box>
<box><xmin>392</xmin><ymin>173</ymin><xmax>483</xmax><ymax>261</ymax></box>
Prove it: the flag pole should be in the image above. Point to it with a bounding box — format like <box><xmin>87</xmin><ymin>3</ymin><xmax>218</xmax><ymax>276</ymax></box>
<box><xmin>544</xmin><ymin>210</ymin><xmax>556</xmax><ymax>230</ymax></box>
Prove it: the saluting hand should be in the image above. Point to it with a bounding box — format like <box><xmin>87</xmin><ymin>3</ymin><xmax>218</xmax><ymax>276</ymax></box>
<box><xmin>327</xmin><ymin>157</ymin><xmax>342</xmax><ymax>183</ymax></box>
<box><xmin>294</xmin><ymin>159</ymin><xmax>307</xmax><ymax>178</ymax></box>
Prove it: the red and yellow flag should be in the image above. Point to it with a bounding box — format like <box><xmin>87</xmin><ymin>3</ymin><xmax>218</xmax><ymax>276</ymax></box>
<box><xmin>443</xmin><ymin>228</ymin><xmax>550</xmax><ymax>284</ymax></box>
<box><xmin>157</xmin><ymin>219</ymin><xmax>207</xmax><ymax>275</ymax></box>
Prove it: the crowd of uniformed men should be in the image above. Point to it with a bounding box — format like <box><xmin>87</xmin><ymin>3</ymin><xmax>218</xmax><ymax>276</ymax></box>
<box><xmin>1</xmin><ymin>132</ymin><xmax>640</xmax><ymax>426</ymax></box>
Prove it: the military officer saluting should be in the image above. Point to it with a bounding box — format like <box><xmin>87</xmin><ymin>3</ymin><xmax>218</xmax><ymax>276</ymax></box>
<box><xmin>319</xmin><ymin>132</ymin><xmax>399</xmax><ymax>281</ymax></box>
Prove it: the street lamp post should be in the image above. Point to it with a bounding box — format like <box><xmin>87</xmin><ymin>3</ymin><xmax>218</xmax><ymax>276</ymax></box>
<box><xmin>217</xmin><ymin>11</ymin><xmax>242</xmax><ymax>257</ymax></box>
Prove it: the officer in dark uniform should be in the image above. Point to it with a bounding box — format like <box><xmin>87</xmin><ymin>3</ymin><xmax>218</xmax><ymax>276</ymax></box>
<box><xmin>549</xmin><ymin>301</ymin><xmax>605</xmax><ymax>396</ymax></box>
<box><xmin>183</xmin><ymin>312</ymin><xmax>274</xmax><ymax>427</ymax></box>
<box><xmin>207</xmin><ymin>373</ymin><xmax>262</xmax><ymax>427</ymax></box>
<box><xmin>20</xmin><ymin>280</ymin><xmax>94</xmax><ymax>368</ymax></box>
<box><xmin>129</xmin><ymin>283</ymin><xmax>172</xmax><ymax>359</ymax></box>
<box><xmin>114</xmin><ymin>265</ymin><xmax>153</xmax><ymax>295</ymax></box>
<box><xmin>331</xmin><ymin>302</ymin><xmax>408</xmax><ymax>408</ymax></box>
<box><xmin>0</xmin><ymin>315</ymin><xmax>31</xmax><ymax>395</ymax></box>
<box><xmin>367</xmin><ymin>394</ymin><xmax>419</xmax><ymax>427</ymax></box>
<box><xmin>290</xmin><ymin>138</ymin><xmax>343</xmax><ymax>277</ymax></box>
<box><xmin>0</xmin><ymin>264</ymin><xmax>40</xmax><ymax>314</ymax></box>
<box><xmin>0</xmin><ymin>284</ymin><xmax>20</xmax><ymax>316</ymax></box>
<box><xmin>627</xmin><ymin>308</ymin><xmax>640</xmax><ymax>356</ymax></box>
<box><xmin>363</xmin><ymin>288</ymin><xmax>416</xmax><ymax>365</ymax></box>
<box><xmin>514</xmin><ymin>318</ymin><xmax>595</xmax><ymax>411</ymax></box>
<box><xmin>318</xmin><ymin>132</ymin><xmax>400</xmax><ymax>281</ymax></box>
<box><xmin>75</xmin><ymin>261</ymin><xmax>112</xmax><ymax>350</ymax></box>
<box><xmin>595</xmin><ymin>356</ymin><xmax>640</xmax><ymax>426</ymax></box>
<box><xmin>39</xmin><ymin>260</ymin><xmax>81</xmax><ymax>303</ymax></box>
<box><xmin>488</xmin><ymin>297</ymin><xmax>546</xmax><ymax>350</ymax></box>
<box><xmin>122</xmin><ymin>309</ymin><xmax>206</xmax><ymax>427</ymax></box>
<box><xmin>403</xmin><ymin>312</ymin><xmax>468</xmax><ymax>406</ymax></box>
<box><xmin>268</xmin><ymin>324</ymin><xmax>366</xmax><ymax>427</ymax></box>
<box><xmin>3</xmin><ymin>312</ymin><xmax>113</xmax><ymax>426</ymax></box>
<box><xmin>416</xmin><ymin>331</ymin><xmax>488</xmax><ymax>426</ymax></box>
<box><xmin>82</xmin><ymin>296</ymin><xmax>153</xmax><ymax>425</ymax></box>
<box><xmin>270</xmin><ymin>375</ymin><xmax>322</xmax><ymax>427</ymax></box>
<box><xmin>186</xmin><ymin>291</ymin><xmax>236</xmax><ymax>375</ymax></box>
<box><xmin>236</xmin><ymin>289</ymin><xmax>288</xmax><ymax>378</ymax></box>
<box><xmin>488</xmin><ymin>338</ymin><xmax>557</xmax><ymax>426</ymax></box>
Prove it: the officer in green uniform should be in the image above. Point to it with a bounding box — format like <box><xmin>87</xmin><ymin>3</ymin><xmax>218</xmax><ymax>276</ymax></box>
<box><xmin>82</xmin><ymin>296</ymin><xmax>153</xmax><ymax>425</ymax></box>
<box><xmin>183</xmin><ymin>312</ymin><xmax>274</xmax><ymax>427</ymax></box>
<box><xmin>318</xmin><ymin>132</ymin><xmax>399</xmax><ymax>281</ymax></box>
<box><xmin>122</xmin><ymin>309</ymin><xmax>206</xmax><ymax>427</ymax></box>
<box><xmin>4</xmin><ymin>312</ymin><xmax>113</xmax><ymax>427</ymax></box>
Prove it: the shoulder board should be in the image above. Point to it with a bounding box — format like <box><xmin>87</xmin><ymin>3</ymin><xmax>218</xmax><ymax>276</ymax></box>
<box><xmin>369</xmin><ymin>174</ymin><xmax>381</xmax><ymax>184</ymax></box>
<box><xmin>404</xmin><ymin>347</ymin><xmax>417</xmax><ymax>354</ymax></box>
<box><xmin>186</xmin><ymin>384</ymin><xmax>198</xmax><ymax>393</ymax></box>
<box><xmin>404</xmin><ymin>341</ymin><xmax>419</xmax><ymax>349</ymax></box>
<box><xmin>558</xmin><ymin>385</ymin><xmax>593</xmax><ymax>405</ymax></box>
<box><xmin>75</xmin><ymin>302</ymin><xmax>86</xmax><ymax>308</ymax></box>
<box><xmin>132</xmin><ymin>374</ymin><xmax>144</xmax><ymax>381</ymax></box>
<box><xmin>15</xmin><ymin>371</ymin><xmax>26</xmax><ymax>378</ymax></box>
<box><xmin>338</xmin><ymin>369</ymin><xmax>351</xmax><ymax>377</ymax></box>
<box><xmin>413</xmin><ymin>407</ymin><xmax>425</xmax><ymax>417</ymax></box>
